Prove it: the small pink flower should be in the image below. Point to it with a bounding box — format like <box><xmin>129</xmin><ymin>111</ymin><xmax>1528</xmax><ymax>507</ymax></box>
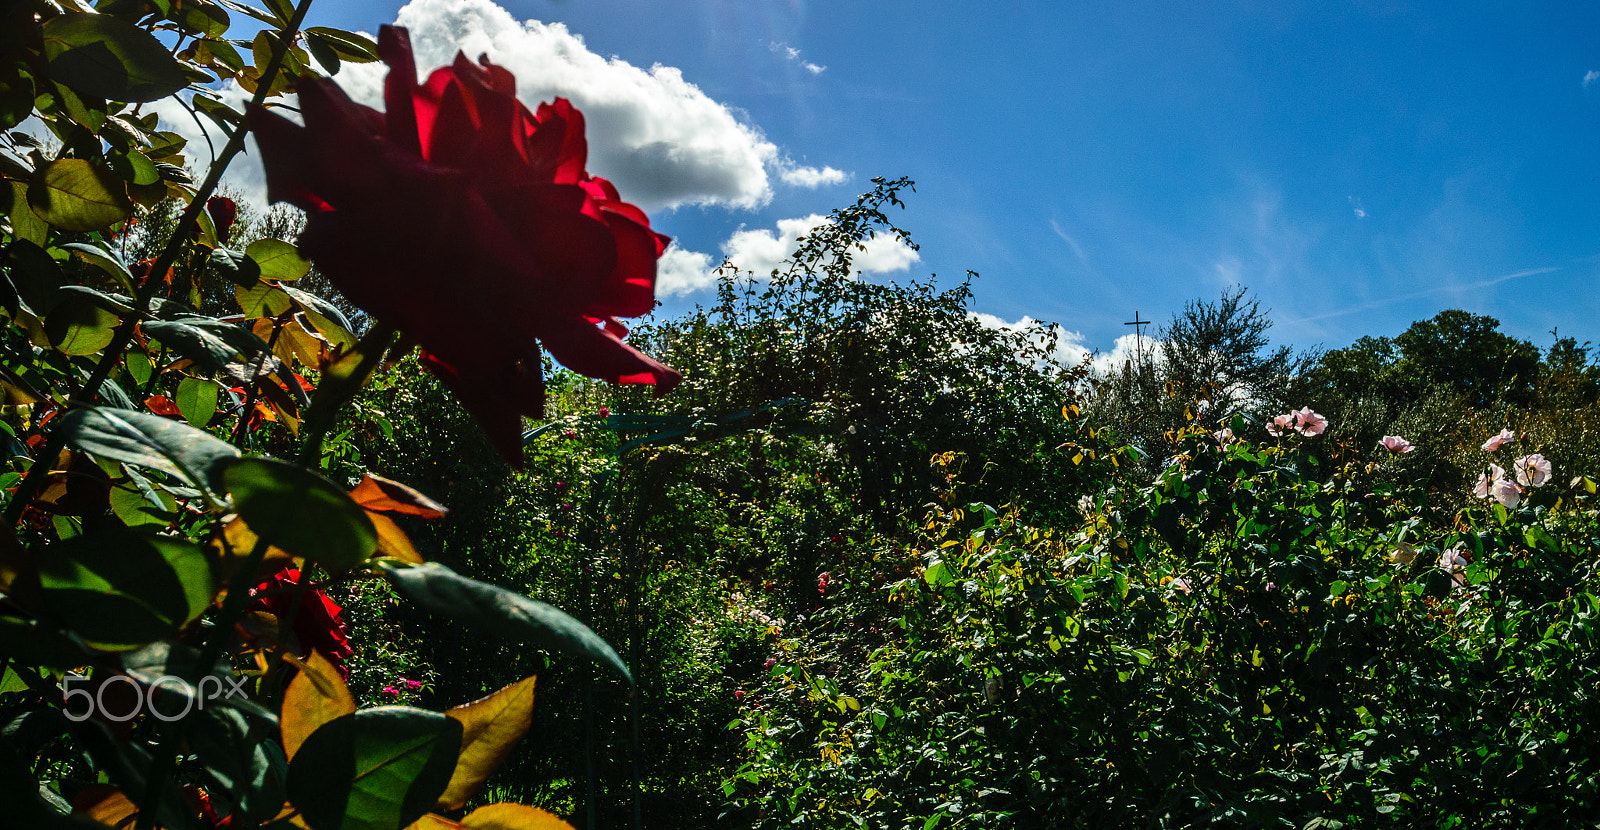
<box><xmin>382</xmin><ymin>686</ymin><xmax>400</xmax><ymax>696</ymax></box>
<box><xmin>1267</xmin><ymin>413</ymin><xmax>1295</xmax><ymax>437</ymax></box>
<box><xmin>1481</xmin><ymin>429</ymin><xmax>1516</xmax><ymax>452</ymax></box>
<box><xmin>562</xmin><ymin>429</ymin><xmax>577</xmax><ymax>439</ymax></box>
<box><xmin>734</xmin><ymin>689</ymin><xmax>745</xmax><ymax>703</ymax></box>
<box><xmin>1293</xmin><ymin>407</ymin><xmax>1328</xmax><ymax>437</ymax></box>
<box><xmin>1214</xmin><ymin>427</ymin><xmax>1235</xmax><ymax>444</ymax></box>
<box><xmin>402</xmin><ymin>678</ymin><xmax>422</xmax><ymax>691</ymax></box>
<box><xmin>598</xmin><ymin>407</ymin><xmax>611</xmax><ymax>418</ymax></box>
<box><xmin>554</xmin><ymin>481</ymin><xmax>568</xmax><ymax>493</ymax></box>
<box><xmin>1491</xmin><ymin>477</ymin><xmax>1523</xmax><ymax>508</ymax></box>
<box><xmin>817</xmin><ymin>572</ymin><xmax>831</xmax><ymax>595</ymax></box>
<box><xmin>763</xmin><ymin>658</ymin><xmax>776</xmax><ymax>670</ymax></box>
<box><xmin>1474</xmin><ymin>464</ymin><xmax>1505</xmax><ymax>498</ymax></box>
<box><xmin>1512</xmin><ymin>453</ymin><xmax>1551</xmax><ymax>488</ymax></box>
<box><xmin>1379</xmin><ymin>435</ymin><xmax>1414</xmax><ymax>454</ymax></box>
<box><xmin>1170</xmin><ymin>577</ymin><xmax>1191</xmax><ymax>595</ymax></box>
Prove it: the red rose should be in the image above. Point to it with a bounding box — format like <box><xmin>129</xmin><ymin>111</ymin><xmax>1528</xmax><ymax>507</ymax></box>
<box><xmin>246</xmin><ymin>26</ymin><xmax>679</xmax><ymax>463</ymax></box>
<box><xmin>247</xmin><ymin>568</ymin><xmax>353</xmax><ymax>677</ymax></box>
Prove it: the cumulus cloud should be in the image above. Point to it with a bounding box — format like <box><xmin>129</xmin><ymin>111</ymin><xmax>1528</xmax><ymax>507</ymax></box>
<box><xmin>655</xmin><ymin>214</ymin><xmax>922</xmax><ymax>297</ymax></box>
<box><xmin>723</xmin><ymin>214</ymin><xmax>920</xmax><ymax>277</ymax></box>
<box><xmin>153</xmin><ymin>0</ymin><xmax>846</xmax><ymax>218</ymax></box>
<box><xmin>769</xmin><ymin>41</ymin><xmax>825</xmax><ymax>75</ymax></box>
<box><xmin>1585</xmin><ymin>70</ymin><xmax>1599</xmax><ymax>90</ymax></box>
<box><xmin>971</xmin><ymin>315</ymin><xmax>1163</xmax><ymax>376</ymax></box>
<box><xmin>777</xmin><ymin>161</ymin><xmax>849</xmax><ymax>188</ymax></box>
<box><xmin>323</xmin><ymin>0</ymin><xmax>776</xmax><ymax>211</ymax></box>
<box><xmin>656</xmin><ymin>245</ymin><xmax>719</xmax><ymax>297</ymax></box>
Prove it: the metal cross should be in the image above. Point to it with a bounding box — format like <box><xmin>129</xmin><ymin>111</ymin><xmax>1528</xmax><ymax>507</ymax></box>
<box><xmin>1124</xmin><ymin>311</ymin><xmax>1150</xmax><ymax>371</ymax></box>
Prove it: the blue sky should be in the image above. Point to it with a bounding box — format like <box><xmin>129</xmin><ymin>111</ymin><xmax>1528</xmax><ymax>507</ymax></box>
<box><xmin>271</xmin><ymin>0</ymin><xmax>1600</xmax><ymax>362</ymax></box>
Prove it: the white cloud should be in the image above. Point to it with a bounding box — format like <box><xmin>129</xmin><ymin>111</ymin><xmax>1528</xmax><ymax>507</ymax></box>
<box><xmin>155</xmin><ymin>0</ymin><xmax>845</xmax><ymax>216</ymax></box>
<box><xmin>1049</xmin><ymin>218</ymin><xmax>1088</xmax><ymax>263</ymax></box>
<box><xmin>656</xmin><ymin>214</ymin><xmax>922</xmax><ymax>297</ymax></box>
<box><xmin>971</xmin><ymin>315</ymin><xmax>1164</xmax><ymax>376</ymax></box>
<box><xmin>1349</xmin><ymin>195</ymin><xmax>1367</xmax><ymax>218</ymax></box>
<box><xmin>656</xmin><ymin>244</ymin><xmax>718</xmax><ymax>297</ymax></box>
<box><xmin>777</xmin><ymin>161</ymin><xmax>849</xmax><ymax>188</ymax></box>
<box><xmin>723</xmin><ymin>214</ymin><xmax>919</xmax><ymax>278</ymax></box>
<box><xmin>330</xmin><ymin>0</ymin><xmax>775</xmax><ymax>211</ymax></box>
<box><xmin>147</xmin><ymin>82</ymin><xmax>270</xmax><ymax>206</ymax></box>
<box><xmin>769</xmin><ymin>40</ymin><xmax>825</xmax><ymax>75</ymax></box>
<box><xmin>1584</xmin><ymin>70</ymin><xmax>1599</xmax><ymax>90</ymax></box>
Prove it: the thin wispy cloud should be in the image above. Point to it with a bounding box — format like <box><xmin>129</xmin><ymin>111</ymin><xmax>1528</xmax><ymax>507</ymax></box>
<box><xmin>1284</xmin><ymin>266</ymin><xmax>1559</xmax><ymax>324</ymax></box>
<box><xmin>1049</xmin><ymin>219</ymin><xmax>1088</xmax><ymax>263</ymax></box>
<box><xmin>1349</xmin><ymin>196</ymin><xmax>1367</xmax><ymax>218</ymax></box>
<box><xmin>1584</xmin><ymin>70</ymin><xmax>1599</xmax><ymax>90</ymax></box>
<box><xmin>769</xmin><ymin>41</ymin><xmax>825</xmax><ymax>74</ymax></box>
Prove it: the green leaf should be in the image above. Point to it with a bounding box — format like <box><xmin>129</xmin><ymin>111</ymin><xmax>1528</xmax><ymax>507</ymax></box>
<box><xmin>109</xmin><ymin>480</ymin><xmax>176</xmax><ymax>527</ymax></box>
<box><xmin>184</xmin><ymin>706</ymin><xmax>288</xmax><ymax>823</ymax></box>
<box><xmin>224</xmin><ymin>458</ymin><xmax>376</xmax><ymax>569</ymax></box>
<box><xmin>0</xmin><ymin>613</ymin><xmax>90</xmax><ymax>670</ymax></box>
<box><xmin>42</xmin><ymin>13</ymin><xmax>192</xmax><ymax>103</ymax></box>
<box><xmin>169</xmin><ymin>0</ymin><xmax>231</xmax><ymax>38</ymax></box>
<box><xmin>38</xmin><ymin>529</ymin><xmax>214</xmax><ymax>650</ymax></box>
<box><xmin>142</xmin><ymin>319</ymin><xmax>243</xmax><ymax>372</ymax></box>
<box><xmin>286</xmin><ymin>707</ymin><xmax>462</xmax><ymax>830</ymax></box>
<box><xmin>304</xmin><ymin>28</ymin><xmax>380</xmax><ymax>62</ymax></box>
<box><xmin>45</xmin><ymin>294</ymin><xmax>120</xmax><ymax>356</ymax></box>
<box><xmin>176</xmin><ymin>376</ymin><xmax>220</xmax><ymax>429</ymax></box>
<box><xmin>246</xmin><ymin>238</ymin><xmax>311</xmax><ymax>281</ymax></box>
<box><xmin>304</xmin><ymin>32</ymin><xmax>341</xmax><ymax>76</ymax></box>
<box><xmin>60</xmin><ymin>242</ymin><xmax>138</xmax><ymax>294</ymax></box>
<box><xmin>380</xmin><ymin>562</ymin><xmax>634</xmax><ymax>684</ymax></box>
<box><xmin>28</xmin><ymin>159</ymin><xmax>133</xmax><ymax>232</ymax></box>
<box><xmin>211</xmin><ymin>246</ymin><xmax>263</xmax><ymax>288</ymax></box>
<box><xmin>236</xmin><ymin>282</ymin><xmax>292</xmax><ymax>317</ymax></box>
<box><xmin>56</xmin><ymin>406</ymin><xmax>240</xmax><ymax>499</ymax></box>
<box><xmin>6</xmin><ymin>180</ymin><xmax>47</xmax><ymax>245</ymax></box>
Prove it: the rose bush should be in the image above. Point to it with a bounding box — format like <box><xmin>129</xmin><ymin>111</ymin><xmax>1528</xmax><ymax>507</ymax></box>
<box><xmin>248</xmin><ymin>25</ymin><xmax>680</xmax><ymax>463</ymax></box>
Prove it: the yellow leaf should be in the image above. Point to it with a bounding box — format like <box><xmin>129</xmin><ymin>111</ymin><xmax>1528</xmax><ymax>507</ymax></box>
<box><xmin>211</xmin><ymin>516</ymin><xmax>295</xmax><ymax>587</ymax></box>
<box><xmin>73</xmin><ymin>784</ymin><xmax>147</xmax><ymax>827</ymax></box>
<box><xmin>368</xmin><ymin>509</ymin><xmax>425</xmax><ymax>564</ymax></box>
<box><xmin>437</xmin><ymin>676</ymin><xmax>538</xmax><ymax>810</ymax></box>
<box><xmin>281</xmin><ymin>649</ymin><xmax>355</xmax><ymax>760</ymax></box>
<box><xmin>461</xmin><ymin>803</ymin><xmax>575</xmax><ymax>830</ymax></box>
<box><xmin>406</xmin><ymin>815</ymin><xmax>465</xmax><ymax>829</ymax></box>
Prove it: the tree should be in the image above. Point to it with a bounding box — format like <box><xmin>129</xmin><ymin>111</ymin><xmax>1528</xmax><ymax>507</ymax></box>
<box><xmin>1090</xmin><ymin>286</ymin><xmax>1312</xmax><ymax>473</ymax></box>
<box><xmin>1392</xmin><ymin>309</ymin><xmax>1540</xmax><ymax>408</ymax></box>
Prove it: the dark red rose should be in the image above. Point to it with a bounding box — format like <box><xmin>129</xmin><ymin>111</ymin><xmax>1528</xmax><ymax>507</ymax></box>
<box><xmin>247</xmin><ymin>568</ymin><xmax>353</xmax><ymax>677</ymax></box>
<box><xmin>246</xmin><ymin>25</ymin><xmax>679</xmax><ymax>463</ymax></box>
<box><xmin>205</xmin><ymin>196</ymin><xmax>237</xmax><ymax>241</ymax></box>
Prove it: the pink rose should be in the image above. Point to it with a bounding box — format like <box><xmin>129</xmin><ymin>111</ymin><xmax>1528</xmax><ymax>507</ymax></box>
<box><xmin>1293</xmin><ymin>407</ymin><xmax>1328</xmax><ymax>437</ymax></box>
<box><xmin>1378</xmin><ymin>435</ymin><xmax>1414</xmax><ymax>454</ymax></box>
<box><xmin>1481</xmin><ymin>429</ymin><xmax>1516</xmax><ymax>452</ymax></box>
<box><xmin>1512</xmin><ymin>453</ymin><xmax>1551</xmax><ymax>488</ymax></box>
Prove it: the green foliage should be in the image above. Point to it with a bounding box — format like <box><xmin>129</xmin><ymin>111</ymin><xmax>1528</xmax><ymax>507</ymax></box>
<box><xmin>726</xmin><ymin>434</ymin><xmax>1600</xmax><ymax>827</ymax></box>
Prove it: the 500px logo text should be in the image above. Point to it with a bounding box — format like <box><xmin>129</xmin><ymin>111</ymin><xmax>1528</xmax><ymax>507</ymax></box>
<box><xmin>60</xmin><ymin>673</ymin><xmax>248</xmax><ymax>722</ymax></box>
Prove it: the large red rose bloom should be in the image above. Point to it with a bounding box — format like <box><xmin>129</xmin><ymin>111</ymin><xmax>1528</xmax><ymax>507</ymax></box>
<box><xmin>246</xmin><ymin>26</ymin><xmax>679</xmax><ymax>463</ymax></box>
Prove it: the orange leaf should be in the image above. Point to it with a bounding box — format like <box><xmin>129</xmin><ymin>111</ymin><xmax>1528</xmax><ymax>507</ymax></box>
<box><xmin>73</xmin><ymin>784</ymin><xmax>144</xmax><ymax>827</ymax></box>
<box><xmin>349</xmin><ymin>474</ymin><xmax>448</xmax><ymax>518</ymax></box>
<box><xmin>437</xmin><ymin>676</ymin><xmax>538</xmax><ymax>810</ymax></box>
<box><xmin>280</xmin><ymin>649</ymin><xmax>355</xmax><ymax>760</ymax></box>
<box><xmin>406</xmin><ymin>815</ymin><xmax>466</xmax><ymax>829</ymax></box>
<box><xmin>145</xmin><ymin>395</ymin><xmax>182</xmax><ymax>418</ymax></box>
<box><xmin>368</xmin><ymin>509</ymin><xmax>425</xmax><ymax>564</ymax></box>
<box><xmin>460</xmin><ymin>803</ymin><xmax>574</xmax><ymax>830</ymax></box>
